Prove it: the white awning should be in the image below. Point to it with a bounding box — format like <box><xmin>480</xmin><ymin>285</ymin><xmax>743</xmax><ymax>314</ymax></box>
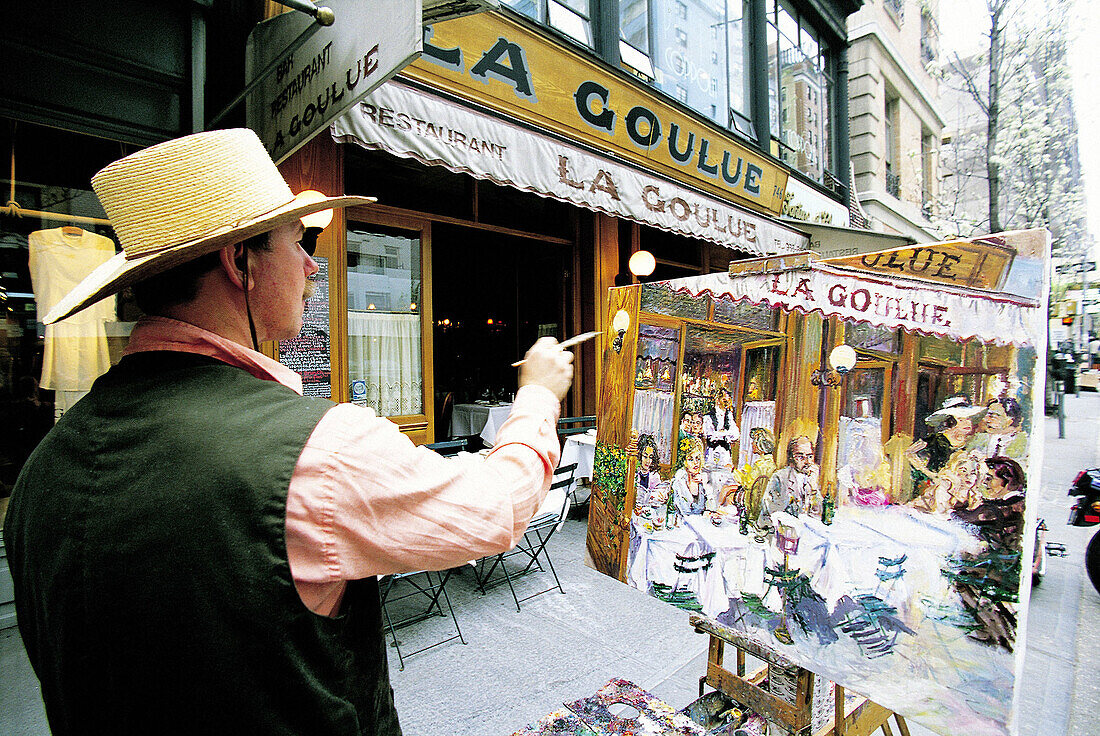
<box><xmin>662</xmin><ymin>261</ymin><xmax>1044</xmax><ymax>346</ymax></box>
<box><xmin>331</xmin><ymin>80</ymin><xmax>810</xmax><ymax>256</ymax></box>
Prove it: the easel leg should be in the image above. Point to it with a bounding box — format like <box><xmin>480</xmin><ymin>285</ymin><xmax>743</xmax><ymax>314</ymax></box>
<box><xmin>893</xmin><ymin>714</ymin><xmax>911</xmax><ymax>736</ymax></box>
<box><xmin>834</xmin><ymin>685</ymin><xmax>845</xmax><ymax>736</ymax></box>
<box><xmin>880</xmin><ymin>720</ymin><xmax>895</xmax><ymax>736</ymax></box>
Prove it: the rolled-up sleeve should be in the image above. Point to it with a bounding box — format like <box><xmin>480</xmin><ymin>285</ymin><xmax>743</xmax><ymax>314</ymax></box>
<box><xmin>285</xmin><ymin>385</ymin><xmax>561</xmax><ymax>615</ymax></box>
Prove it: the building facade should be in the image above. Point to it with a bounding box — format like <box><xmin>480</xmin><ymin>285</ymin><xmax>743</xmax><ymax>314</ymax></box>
<box><xmin>846</xmin><ymin>0</ymin><xmax>943</xmax><ymax>241</ymax></box>
<box><xmin>0</xmin><ymin>0</ymin><xmax>864</xmax><ymax>488</ymax></box>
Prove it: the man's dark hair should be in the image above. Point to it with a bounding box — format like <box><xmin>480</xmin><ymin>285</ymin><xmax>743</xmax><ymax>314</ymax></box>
<box><xmin>985</xmin><ymin>456</ymin><xmax>1025</xmax><ymax>495</ymax></box>
<box><xmin>132</xmin><ymin>232</ymin><xmax>271</xmax><ymax>316</ymax></box>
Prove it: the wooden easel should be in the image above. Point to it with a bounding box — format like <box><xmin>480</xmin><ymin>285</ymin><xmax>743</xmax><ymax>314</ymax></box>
<box><xmin>689</xmin><ymin>614</ymin><xmax>910</xmax><ymax>736</ymax></box>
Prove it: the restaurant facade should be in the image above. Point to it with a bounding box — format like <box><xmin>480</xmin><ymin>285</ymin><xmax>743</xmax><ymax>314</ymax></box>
<box><xmin>276</xmin><ymin>0</ymin><xmax>864</xmax><ymax>444</ymax></box>
<box><xmin>0</xmin><ymin>0</ymin><xmax>864</xmax><ymax>506</ymax></box>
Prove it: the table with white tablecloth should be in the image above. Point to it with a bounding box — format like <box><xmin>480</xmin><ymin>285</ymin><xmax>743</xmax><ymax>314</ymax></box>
<box><xmin>449</xmin><ymin>402</ymin><xmax>513</xmax><ymax>445</ymax></box>
<box><xmin>558</xmin><ymin>431</ymin><xmax>596</xmax><ymax>498</ymax></box>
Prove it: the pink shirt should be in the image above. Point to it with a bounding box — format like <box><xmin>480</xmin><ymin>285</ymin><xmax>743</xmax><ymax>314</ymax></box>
<box><xmin>124</xmin><ymin>317</ymin><xmax>562</xmax><ymax>616</ymax></box>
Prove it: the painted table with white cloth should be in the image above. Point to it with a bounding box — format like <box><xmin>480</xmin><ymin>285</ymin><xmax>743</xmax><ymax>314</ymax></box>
<box><xmin>449</xmin><ymin>402</ymin><xmax>512</xmax><ymax>445</ymax></box>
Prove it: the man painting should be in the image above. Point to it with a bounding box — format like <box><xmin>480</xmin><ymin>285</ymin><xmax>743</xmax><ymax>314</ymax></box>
<box><xmin>2</xmin><ymin>129</ymin><xmax>574</xmax><ymax>735</ymax></box>
<box><xmin>760</xmin><ymin>436</ymin><xmax>821</xmax><ymax>527</ymax></box>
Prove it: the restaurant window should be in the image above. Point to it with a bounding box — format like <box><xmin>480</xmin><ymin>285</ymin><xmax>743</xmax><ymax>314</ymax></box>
<box><xmin>503</xmin><ymin>0</ymin><xmax>594</xmax><ymax>48</ymax></box>
<box><xmin>345</xmin><ymin>220</ymin><xmax>426</xmax><ymax>418</ymax></box>
<box><xmin>768</xmin><ymin>0</ymin><xmax>834</xmax><ymax>184</ymax></box>
<box><xmin>0</xmin><ymin>121</ymin><xmax>130</xmax><ymax>495</ymax></box>
<box><xmin>626</xmin><ymin>0</ymin><xmax>750</xmax><ymax>130</ymax></box>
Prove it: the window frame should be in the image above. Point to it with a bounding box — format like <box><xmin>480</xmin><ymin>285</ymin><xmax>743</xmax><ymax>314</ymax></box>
<box><xmin>342</xmin><ymin>206</ymin><xmax>435</xmax><ymax>439</ymax></box>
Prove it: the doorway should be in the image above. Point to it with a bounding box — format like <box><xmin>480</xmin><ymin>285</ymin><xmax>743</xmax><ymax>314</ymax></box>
<box><xmin>431</xmin><ymin>223</ymin><xmax>569</xmax><ymax>436</ymax></box>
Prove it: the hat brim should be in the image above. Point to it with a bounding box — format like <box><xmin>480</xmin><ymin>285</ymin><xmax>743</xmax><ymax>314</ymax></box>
<box><xmin>925</xmin><ymin>405</ymin><xmax>986</xmax><ymax>427</ymax></box>
<box><xmin>44</xmin><ymin>194</ymin><xmax>375</xmax><ymax>324</ymax></box>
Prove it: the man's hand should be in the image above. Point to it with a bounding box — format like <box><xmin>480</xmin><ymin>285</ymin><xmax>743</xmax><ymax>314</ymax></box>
<box><xmin>518</xmin><ymin>337</ymin><xmax>574</xmax><ymax>401</ymax></box>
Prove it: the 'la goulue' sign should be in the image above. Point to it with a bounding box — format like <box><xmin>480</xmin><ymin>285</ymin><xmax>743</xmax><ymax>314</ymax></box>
<box><xmin>403</xmin><ymin>14</ymin><xmax>788</xmax><ymax>216</ymax></box>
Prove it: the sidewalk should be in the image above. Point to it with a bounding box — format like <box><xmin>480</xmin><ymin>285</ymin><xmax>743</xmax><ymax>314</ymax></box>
<box><xmin>3</xmin><ymin>394</ymin><xmax>1099</xmax><ymax>735</ymax></box>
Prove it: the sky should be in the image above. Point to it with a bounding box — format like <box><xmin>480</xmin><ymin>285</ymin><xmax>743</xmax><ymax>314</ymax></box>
<box><xmin>939</xmin><ymin>0</ymin><xmax>1099</xmax><ymax>256</ymax></box>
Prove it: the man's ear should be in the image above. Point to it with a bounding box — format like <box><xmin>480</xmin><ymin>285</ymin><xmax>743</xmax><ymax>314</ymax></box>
<box><xmin>218</xmin><ymin>243</ymin><xmax>252</xmax><ymax>290</ymax></box>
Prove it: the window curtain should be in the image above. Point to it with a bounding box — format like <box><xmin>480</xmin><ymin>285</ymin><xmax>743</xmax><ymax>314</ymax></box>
<box><xmin>737</xmin><ymin>400</ymin><xmax>776</xmax><ymax>466</ymax></box>
<box><xmin>347</xmin><ymin>311</ymin><xmax>421</xmax><ymax>416</ymax></box>
<box><xmin>633</xmin><ymin>389</ymin><xmax>675</xmax><ymax>465</ymax></box>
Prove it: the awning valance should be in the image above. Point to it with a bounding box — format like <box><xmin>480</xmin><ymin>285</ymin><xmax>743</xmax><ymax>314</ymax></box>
<box><xmin>659</xmin><ymin>258</ymin><xmax>1045</xmax><ymax>346</ymax></box>
<box><xmin>331</xmin><ymin>81</ymin><xmax>810</xmax><ymax>257</ymax></box>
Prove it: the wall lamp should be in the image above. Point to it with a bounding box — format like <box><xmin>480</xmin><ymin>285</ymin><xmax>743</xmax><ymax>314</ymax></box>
<box><xmin>611</xmin><ymin>309</ymin><xmax>631</xmax><ymax>353</ymax></box>
<box><xmin>811</xmin><ymin>344</ymin><xmax>857</xmax><ymax>387</ymax></box>
<box><xmin>628</xmin><ymin>250</ymin><xmax>656</xmax><ymax>278</ymax></box>
<box><xmin>296</xmin><ymin>190</ymin><xmax>335</xmax><ymax>255</ymax></box>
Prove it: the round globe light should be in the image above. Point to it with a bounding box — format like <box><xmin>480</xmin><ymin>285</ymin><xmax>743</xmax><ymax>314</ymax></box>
<box><xmin>296</xmin><ymin>190</ymin><xmax>335</xmax><ymax>230</ymax></box>
<box><xmin>828</xmin><ymin>344</ymin><xmax>858</xmax><ymax>374</ymax></box>
<box><xmin>628</xmin><ymin>250</ymin><xmax>656</xmax><ymax>277</ymax></box>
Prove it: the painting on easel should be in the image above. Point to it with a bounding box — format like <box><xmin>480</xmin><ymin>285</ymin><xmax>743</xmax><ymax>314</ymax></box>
<box><xmin>587</xmin><ymin>231</ymin><xmax>1050</xmax><ymax>736</ymax></box>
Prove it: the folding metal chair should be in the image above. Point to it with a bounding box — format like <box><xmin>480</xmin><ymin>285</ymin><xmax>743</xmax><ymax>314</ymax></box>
<box><xmin>473</xmin><ymin>463</ymin><xmax>575</xmax><ymax>611</ymax></box>
<box><xmin>379</xmin><ymin>569</ymin><xmax>466</xmax><ymax>670</ymax></box>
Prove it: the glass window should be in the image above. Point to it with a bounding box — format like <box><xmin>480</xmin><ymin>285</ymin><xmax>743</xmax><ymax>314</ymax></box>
<box><xmin>643</xmin><ymin>1</ymin><xmax>750</xmax><ymax>128</ymax></box>
<box><xmin>346</xmin><ymin>222</ymin><xmax>424</xmax><ymax>417</ymax></box>
<box><xmin>769</xmin><ymin>1</ymin><xmax>834</xmax><ymax>183</ymax></box>
<box><xmin>503</xmin><ymin>0</ymin><xmax>593</xmax><ymax>48</ymax></box>
<box><xmin>548</xmin><ymin>0</ymin><xmax>593</xmax><ymax>47</ymax></box>
<box><xmin>502</xmin><ymin>0</ymin><xmax>539</xmax><ymax>21</ymax></box>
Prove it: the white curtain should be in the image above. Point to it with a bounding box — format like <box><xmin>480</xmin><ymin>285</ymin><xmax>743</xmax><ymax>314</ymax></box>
<box><xmin>347</xmin><ymin>311</ymin><xmax>422</xmax><ymax>416</ymax></box>
<box><xmin>738</xmin><ymin>400</ymin><xmax>776</xmax><ymax>466</ymax></box>
<box><xmin>633</xmin><ymin>390</ymin><xmax>675</xmax><ymax>464</ymax></box>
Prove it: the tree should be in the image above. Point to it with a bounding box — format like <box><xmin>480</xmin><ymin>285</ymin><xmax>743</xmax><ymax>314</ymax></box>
<box><xmin>935</xmin><ymin>0</ymin><xmax>1086</xmax><ymax>256</ymax></box>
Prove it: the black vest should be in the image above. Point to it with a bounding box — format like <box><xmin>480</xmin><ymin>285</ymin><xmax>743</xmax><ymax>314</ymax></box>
<box><xmin>3</xmin><ymin>352</ymin><xmax>402</xmax><ymax>735</ymax></box>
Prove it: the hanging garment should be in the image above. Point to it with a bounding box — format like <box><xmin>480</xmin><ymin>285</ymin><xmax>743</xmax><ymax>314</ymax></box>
<box><xmin>28</xmin><ymin>228</ymin><xmax>116</xmax><ymax>391</ymax></box>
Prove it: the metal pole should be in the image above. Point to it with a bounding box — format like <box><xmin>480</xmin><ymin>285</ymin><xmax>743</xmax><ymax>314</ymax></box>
<box><xmin>205</xmin><ymin>4</ymin><xmax>334</xmax><ymax>129</ymax></box>
<box><xmin>1057</xmin><ymin>380</ymin><xmax>1065</xmax><ymax>439</ymax></box>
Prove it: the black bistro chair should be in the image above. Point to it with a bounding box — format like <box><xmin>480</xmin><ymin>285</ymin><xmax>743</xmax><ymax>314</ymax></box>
<box><xmin>379</xmin><ymin>569</ymin><xmax>466</xmax><ymax>670</ymax></box>
<box><xmin>473</xmin><ymin>462</ymin><xmax>576</xmax><ymax>611</ymax></box>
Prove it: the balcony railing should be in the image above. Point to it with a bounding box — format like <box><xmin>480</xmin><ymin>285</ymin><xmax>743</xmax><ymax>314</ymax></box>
<box><xmin>886</xmin><ymin>171</ymin><xmax>901</xmax><ymax>198</ymax></box>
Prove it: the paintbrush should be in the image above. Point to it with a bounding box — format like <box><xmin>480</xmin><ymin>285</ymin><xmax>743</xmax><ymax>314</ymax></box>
<box><xmin>511</xmin><ymin>330</ymin><xmax>602</xmax><ymax>367</ymax></box>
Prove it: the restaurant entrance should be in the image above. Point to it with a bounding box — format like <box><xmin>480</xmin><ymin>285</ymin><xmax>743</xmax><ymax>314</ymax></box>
<box><xmin>431</xmin><ymin>222</ymin><xmax>570</xmax><ymax>445</ymax></box>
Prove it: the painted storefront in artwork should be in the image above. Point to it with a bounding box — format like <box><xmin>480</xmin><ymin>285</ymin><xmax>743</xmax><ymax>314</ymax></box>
<box><xmin>587</xmin><ymin>230</ymin><xmax>1049</xmax><ymax>736</ymax></box>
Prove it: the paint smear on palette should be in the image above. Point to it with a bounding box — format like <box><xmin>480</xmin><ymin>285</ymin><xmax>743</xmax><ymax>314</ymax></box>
<box><xmin>511</xmin><ymin>709</ymin><xmax>599</xmax><ymax>736</ymax></box>
<box><xmin>564</xmin><ymin>679</ymin><xmax>707</xmax><ymax>735</ymax></box>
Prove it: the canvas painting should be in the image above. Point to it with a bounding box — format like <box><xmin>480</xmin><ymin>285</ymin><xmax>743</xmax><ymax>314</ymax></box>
<box><xmin>587</xmin><ymin>231</ymin><xmax>1049</xmax><ymax>736</ymax></box>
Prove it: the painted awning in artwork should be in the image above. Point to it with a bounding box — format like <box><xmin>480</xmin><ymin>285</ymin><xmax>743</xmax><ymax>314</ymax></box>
<box><xmin>653</xmin><ymin>231</ymin><xmax>1050</xmax><ymax>346</ymax></box>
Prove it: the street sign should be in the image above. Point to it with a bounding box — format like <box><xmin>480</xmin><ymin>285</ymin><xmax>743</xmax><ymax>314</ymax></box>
<box><xmin>246</xmin><ymin>0</ymin><xmax>422</xmax><ymax>163</ymax></box>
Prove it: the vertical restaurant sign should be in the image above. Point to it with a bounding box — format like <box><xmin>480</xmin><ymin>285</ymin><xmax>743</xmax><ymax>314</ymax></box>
<box><xmin>245</xmin><ymin>0</ymin><xmax>422</xmax><ymax>163</ymax></box>
<box><xmin>279</xmin><ymin>257</ymin><xmax>331</xmax><ymax>398</ymax></box>
<box><xmin>403</xmin><ymin>13</ymin><xmax>788</xmax><ymax>216</ymax></box>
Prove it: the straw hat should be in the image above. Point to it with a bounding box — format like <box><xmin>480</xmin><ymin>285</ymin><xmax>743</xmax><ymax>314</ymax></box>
<box><xmin>925</xmin><ymin>394</ymin><xmax>986</xmax><ymax>427</ymax></box>
<box><xmin>44</xmin><ymin>128</ymin><xmax>375</xmax><ymax>324</ymax></box>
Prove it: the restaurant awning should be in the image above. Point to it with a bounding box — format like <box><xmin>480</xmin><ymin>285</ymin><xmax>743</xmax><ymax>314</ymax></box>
<box><xmin>655</xmin><ymin>231</ymin><xmax>1050</xmax><ymax>347</ymax></box>
<box><xmin>330</xmin><ymin>80</ymin><xmax>810</xmax><ymax>257</ymax></box>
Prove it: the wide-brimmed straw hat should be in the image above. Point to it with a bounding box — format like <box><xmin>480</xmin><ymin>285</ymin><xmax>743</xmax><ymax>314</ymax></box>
<box><xmin>44</xmin><ymin>128</ymin><xmax>375</xmax><ymax>324</ymax></box>
<box><xmin>925</xmin><ymin>394</ymin><xmax>986</xmax><ymax>427</ymax></box>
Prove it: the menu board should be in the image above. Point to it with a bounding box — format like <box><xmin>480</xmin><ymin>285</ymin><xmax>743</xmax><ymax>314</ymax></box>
<box><xmin>279</xmin><ymin>257</ymin><xmax>331</xmax><ymax>398</ymax></box>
